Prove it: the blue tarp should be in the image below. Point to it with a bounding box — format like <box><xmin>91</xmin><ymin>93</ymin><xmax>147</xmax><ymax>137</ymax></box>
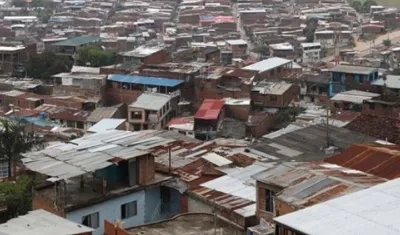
<box><xmin>108</xmin><ymin>74</ymin><xmax>184</xmax><ymax>87</ymax></box>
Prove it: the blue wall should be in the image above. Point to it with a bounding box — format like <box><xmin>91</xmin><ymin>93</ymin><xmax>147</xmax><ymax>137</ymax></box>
<box><xmin>144</xmin><ymin>187</ymin><xmax>160</xmax><ymax>223</ymax></box>
<box><xmin>66</xmin><ymin>190</ymin><xmax>145</xmax><ymax>235</ymax></box>
<box><xmin>329</xmin><ymin>70</ymin><xmax>379</xmax><ymax>96</ymax></box>
<box><xmin>144</xmin><ymin>186</ymin><xmax>181</xmax><ymax>223</ymax></box>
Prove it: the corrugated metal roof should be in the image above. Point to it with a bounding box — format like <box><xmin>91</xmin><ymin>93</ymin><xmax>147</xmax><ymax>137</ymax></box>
<box><xmin>242</xmin><ymin>57</ymin><xmax>292</xmax><ymax>73</ymax></box>
<box><xmin>330</xmin><ymin>64</ymin><xmax>378</xmax><ymax>75</ymax></box>
<box><xmin>23</xmin><ymin>130</ymin><xmax>202</xmax><ymax>180</ymax></box>
<box><xmin>201</xmin><ymin>152</ymin><xmax>232</xmax><ymax>166</ymax></box>
<box><xmin>87</xmin><ymin>118</ymin><xmax>126</xmax><ymax>133</ymax></box>
<box><xmin>0</xmin><ymin>209</ymin><xmax>93</xmax><ymax>235</ymax></box>
<box><xmin>52</xmin><ymin>35</ymin><xmax>101</xmax><ymax>46</ymax></box>
<box><xmin>254</xmin><ymin>162</ymin><xmax>386</xmax><ymax>208</ymax></box>
<box><xmin>86</xmin><ymin>105</ymin><xmax>120</xmax><ymax>123</ymax></box>
<box><xmin>330</xmin><ymin>90</ymin><xmax>380</xmax><ymax>104</ymax></box>
<box><xmin>372</xmin><ymin>75</ymin><xmax>400</xmax><ymax>89</ymax></box>
<box><xmin>201</xmin><ymin>164</ymin><xmax>272</xmax><ymax>202</ymax></box>
<box><xmin>108</xmin><ymin>74</ymin><xmax>184</xmax><ymax>87</ymax></box>
<box><xmin>194</xmin><ymin>99</ymin><xmax>224</xmax><ymax>120</ymax></box>
<box><xmin>274</xmin><ymin>178</ymin><xmax>400</xmax><ymax>235</ymax></box>
<box><xmin>129</xmin><ymin>93</ymin><xmax>171</xmax><ymax>110</ymax></box>
<box><xmin>325</xmin><ymin>144</ymin><xmax>400</xmax><ymax>179</ymax></box>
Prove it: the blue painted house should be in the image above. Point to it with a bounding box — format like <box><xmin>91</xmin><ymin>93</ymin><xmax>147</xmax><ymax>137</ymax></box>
<box><xmin>22</xmin><ymin>130</ymin><xmax>183</xmax><ymax>235</ymax></box>
<box><xmin>329</xmin><ymin>65</ymin><xmax>379</xmax><ymax>96</ymax></box>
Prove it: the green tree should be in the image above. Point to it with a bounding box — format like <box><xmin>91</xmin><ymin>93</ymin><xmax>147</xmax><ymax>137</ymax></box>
<box><xmin>77</xmin><ymin>46</ymin><xmax>116</xmax><ymax>67</ymax></box>
<box><xmin>0</xmin><ymin>119</ymin><xmax>45</xmax><ymax>179</ymax></box>
<box><xmin>351</xmin><ymin>0</ymin><xmax>363</xmax><ymax>12</ymax></box>
<box><xmin>27</xmin><ymin>51</ymin><xmax>73</xmax><ymax>81</ymax></box>
<box><xmin>303</xmin><ymin>17</ymin><xmax>318</xmax><ymax>42</ymax></box>
<box><xmin>383</xmin><ymin>39</ymin><xmax>391</xmax><ymax>47</ymax></box>
<box><xmin>275</xmin><ymin>106</ymin><xmax>305</xmax><ymax>128</ymax></box>
<box><xmin>37</xmin><ymin>8</ymin><xmax>53</xmax><ymax>23</ymax></box>
<box><xmin>13</xmin><ymin>0</ymin><xmax>50</xmax><ymax>7</ymax></box>
<box><xmin>0</xmin><ymin>176</ymin><xmax>32</xmax><ymax>223</ymax></box>
<box><xmin>362</xmin><ymin>0</ymin><xmax>378</xmax><ymax>13</ymax></box>
<box><xmin>320</xmin><ymin>47</ymin><xmax>328</xmax><ymax>58</ymax></box>
<box><xmin>252</xmin><ymin>43</ymin><xmax>268</xmax><ymax>55</ymax></box>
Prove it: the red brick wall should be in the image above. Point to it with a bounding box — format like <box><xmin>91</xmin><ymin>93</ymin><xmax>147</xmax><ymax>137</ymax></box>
<box><xmin>251</xmin><ymin>84</ymin><xmax>299</xmax><ymax>108</ymax></box>
<box><xmin>32</xmin><ymin>193</ymin><xmax>65</xmax><ymax>218</ymax></box>
<box><xmin>104</xmin><ymin>82</ymin><xmax>143</xmax><ymax>105</ymax></box>
<box><xmin>180</xmin><ymin>194</ymin><xmax>188</xmax><ymax>213</ymax></box>
<box><xmin>247</xmin><ymin>114</ymin><xmax>273</xmax><ymax>138</ymax></box>
<box><xmin>104</xmin><ymin>220</ymin><xmax>130</xmax><ymax>235</ymax></box>
<box><xmin>275</xmin><ymin>198</ymin><xmax>296</xmax><ymax>217</ymax></box>
<box><xmin>362</xmin><ymin>102</ymin><xmax>400</xmax><ymax>119</ymax></box>
<box><xmin>0</xmin><ymin>96</ymin><xmax>39</xmax><ymax>111</ymax></box>
<box><xmin>225</xmin><ymin>105</ymin><xmax>250</xmax><ymax>121</ymax></box>
<box><xmin>43</xmin><ymin>97</ymin><xmax>83</xmax><ymax>109</ymax></box>
<box><xmin>179</xmin><ymin>14</ymin><xmax>200</xmax><ymax>25</ymax></box>
<box><xmin>143</xmin><ymin>50</ymin><xmax>169</xmax><ymax>64</ymax></box>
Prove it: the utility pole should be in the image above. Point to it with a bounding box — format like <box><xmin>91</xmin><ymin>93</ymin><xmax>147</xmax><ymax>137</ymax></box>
<box><xmin>168</xmin><ymin>147</ymin><xmax>171</xmax><ymax>173</ymax></box>
<box><xmin>326</xmin><ymin>96</ymin><xmax>330</xmax><ymax>148</ymax></box>
<box><xmin>213</xmin><ymin>190</ymin><xmax>217</xmax><ymax>235</ymax></box>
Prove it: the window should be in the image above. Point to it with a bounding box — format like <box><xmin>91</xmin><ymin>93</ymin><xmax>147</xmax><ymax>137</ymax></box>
<box><xmin>369</xmin><ymin>103</ymin><xmax>375</xmax><ymax>110</ymax></box>
<box><xmin>131</xmin><ymin>111</ymin><xmax>142</xmax><ymax>120</ymax></box>
<box><xmin>82</xmin><ymin>212</ymin><xmax>99</xmax><ymax>228</ymax></box>
<box><xmin>270</xmin><ymin>95</ymin><xmax>277</xmax><ymax>102</ymax></box>
<box><xmin>76</xmin><ymin>121</ymin><xmax>84</xmax><ymax>129</ymax></box>
<box><xmin>121</xmin><ymin>201</ymin><xmax>137</xmax><ymax>219</ymax></box>
<box><xmin>265</xmin><ymin>189</ymin><xmax>275</xmax><ymax>212</ymax></box>
<box><xmin>0</xmin><ymin>161</ymin><xmax>9</xmax><ymax>179</ymax></box>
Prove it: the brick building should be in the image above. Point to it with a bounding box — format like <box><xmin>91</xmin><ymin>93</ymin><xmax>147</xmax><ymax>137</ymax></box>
<box><xmin>194</xmin><ymin>99</ymin><xmax>225</xmax><ymax>140</ymax></box>
<box><xmin>0</xmin><ymin>45</ymin><xmax>29</xmax><ymax>75</ymax></box>
<box><xmin>24</xmin><ymin>131</ymin><xmax>182</xmax><ymax>235</ymax></box>
<box><xmin>119</xmin><ymin>45</ymin><xmax>168</xmax><ymax>65</ymax></box>
<box><xmin>128</xmin><ymin>93</ymin><xmax>172</xmax><ymax>131</ymax></box>
<box><xmin>251</xmin><ymin>81</ymin><xmax>299</xmax><ymax>108</ymax></box>
<box><xmin>105</xmin><ymin>74</ymin><xmax>183</xmax><ymax>104</ymax></box>
<box><xmin>226</xmin><ymin>39</ymin><xmax>248</xmax><ymax>58</ymax></box>
<box><xmin>253</xmin><ymin>162</ymin><xmax>386</xmax><ymax>223</ymax></box>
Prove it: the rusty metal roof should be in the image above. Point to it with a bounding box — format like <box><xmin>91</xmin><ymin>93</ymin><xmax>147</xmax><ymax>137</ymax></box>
<box><xmin>253</xmin><ymin>161</ymin><xmax>386</xmax><ymax>208</ymax></box>
<box><xmin>194</xmin><ymin>99</ymin><xmax>224</xmax><ymax>120</ymax></box>
<box><xmin>325</xmin><ymin>144</ymin><xmax>400</xmax><ymax>179</ymax></box>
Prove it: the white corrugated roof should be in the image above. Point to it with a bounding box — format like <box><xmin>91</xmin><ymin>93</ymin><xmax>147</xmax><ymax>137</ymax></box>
<box><xmin>372</xmin><ymin>75</ymin><xmax>400</xmax><ymax>89</ymax></box>
<box><xmin>0</xmin><ymin>209</ymin><xmax>93</xmax><ymax>235</ymax></box>
<box><xmin>201</xmin><ymin>164</ymin><xmax>269</xmax><ymax>201</ymax></box>
<box><xmin>274</xmin><ymin>178</ymin><xmax>400</xmax><ymax>235</ymax></box>
<box><xmin>201</xmin><ymin>152</ymin><xmax>232</xmax><ymax>166</ymax></box>
<box><xmin>330</xmin><ymin>90</ymin><xmax>380</xmax><ymax>104</ymax></box>
<box><xmin>243</xmin><ymin>57</ymin><xmax>292</xmax><ymax>73</ymax></box>
<box><xmin>226</xmin><ymin>39</ymin><xmax>247</xmax><ymax>45</ymax></box>
<box><xmin>129</xmin><ymin>93</ymin><xmax>171</xmax><ymax>111</ymax></box>
<box><xmin>87</xmin><ymin>118</ymin><xmax>126</xmax><ymax>133</ymax></box>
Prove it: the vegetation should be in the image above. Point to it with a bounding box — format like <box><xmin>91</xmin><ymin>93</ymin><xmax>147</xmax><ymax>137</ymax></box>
<box><xmin>275</xmin><ymin>106</ymin><xmax>306</xmax><ymax>128</ymax></box>
<box><xmin>252</xmin><ymin>43</ymin><xmax>268</xmax><ymax>55</ymax></box>
<box><xmin>303</xmin><ymin>18</ymin><xmax>318</xmax><ymax>42</ymax></box>
<box><xmin>350</xmin><ymin>0</ymin><xmax>378</xmax><ymax>13</ymax></box>
<box><xmin>37</xmin><ymin>8</ymin><xmax>53</xmax><ymax>23</ymax></box>
<box><xmin>383</xmin><ymin>39</ymin><xmax>392</xmax><ymax>47</ymax></box>
<box><xmin>27</xmin><ymin>51</ymin><xmax>73</xmax><ymax>81</ymax></box>
<box><xmin>320</xmin><ymin>47</ymin><xmax>328</xmax><ymax>58</ymax></box>
<box><xmin>0</xmin><ymin>176</ymin><xmax>33</xmax><ymax>223</ymax></box>
<box><xmin>0</xmin><ymin>119</ymin><xmax>45</xmax><ymax>179</ymax></box>
<box><xmin>12</xmin><ymin>0</ymin><xmax>51</xmax><ymax>8</ymax></box>
<box><xmin>77</xmin><ymin>46</ymin><xmax>117</xmax><ymax>67</ymax></box>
